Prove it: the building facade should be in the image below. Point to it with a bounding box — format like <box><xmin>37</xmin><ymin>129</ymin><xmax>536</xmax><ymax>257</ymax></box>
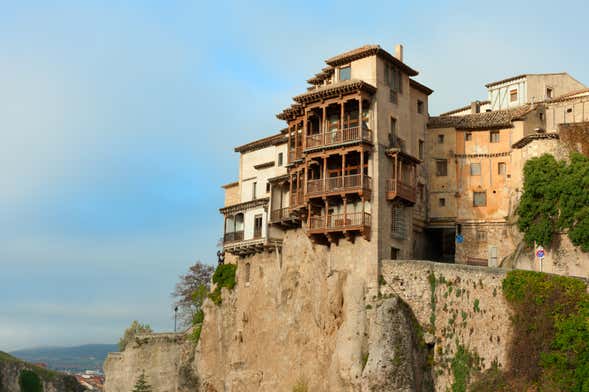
<box><xmin>220</xmin><ymin>43</ymin><xmax>588</xmax><ymax>272</ymax></box>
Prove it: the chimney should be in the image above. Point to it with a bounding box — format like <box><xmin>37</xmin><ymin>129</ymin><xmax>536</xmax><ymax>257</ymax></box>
<box><xmin>471</xmin><ymin>101</ymin><xmax>481</xmax><ymax>114</ymax></box>
<box><xmin>394</xmin><ymin>44</ymin><xmax>404</xmax><ymax>62</ymax></box>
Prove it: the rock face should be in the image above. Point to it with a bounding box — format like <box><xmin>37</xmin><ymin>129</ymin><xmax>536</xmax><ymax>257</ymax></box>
<box><xmin>0</xmin><ymin>353</ymin><xmax>84</xmax><ymax>392</ymax></box>
<box><xmin>104</xmin><ymin>230</ymin><xmax>514</xmax><ymax>391</ymax></box>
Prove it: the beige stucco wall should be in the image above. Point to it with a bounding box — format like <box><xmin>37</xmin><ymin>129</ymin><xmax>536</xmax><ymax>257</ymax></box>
<box><xmin>526</xmin><ymin>74</ymin><xmax>586</xmax><ymax>104</ymax></box>
<box><xmin>546</xmin><ymin>96</ymin><xmax>589</xmax><ymax>131</ymax></box>
<box><xmin>239</xmin><ymin>142</ymin><xmax>288</xmax><ymax>203</ymax></box>
<box><xmin>426</xmin><ymin>127</ymin><xmax>457</xmax><ymax>222</ymax></box>
<box><xmin>223</xmin><ymin>183</ymin><xmax>239</xmax><ymax>207</ymax></box>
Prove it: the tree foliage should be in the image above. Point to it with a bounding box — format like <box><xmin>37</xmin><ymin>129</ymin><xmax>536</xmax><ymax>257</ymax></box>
<box><xmin>171</xmin><ymin>261</ymin><xmax>214</xmax><ymax>327</ymax></box>
<box><xmin>208</xmin><ymin>263</ymin><xmax>237</xmax><ymax>305</ymax></box>
<box><xmin>132</xmin><ymin>371</ymin><xmax>153</xmax><ymax>392</ymax></box>
<box><xmin>118</xmin><ymin>321</ymin><xmax>153</xmax><ymax>351</ymax></box>
<box><xmin>517</xmin><ymin>153</ymin><xmax>589</xmax><ymax>251</ymax></box>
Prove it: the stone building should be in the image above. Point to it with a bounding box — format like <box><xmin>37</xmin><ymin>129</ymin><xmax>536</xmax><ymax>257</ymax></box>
<box><xmin>220</xmin><ymin>43</ymin><xmax>588</xmax><ymax>274</ymax></box>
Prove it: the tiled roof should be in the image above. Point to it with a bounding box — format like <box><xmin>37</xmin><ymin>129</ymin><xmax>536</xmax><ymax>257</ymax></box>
<box><xmin>234</xmin><ymin>132</ymin><xmax>287</xmax><ymax>153</ymax></box>
<box><xmin>325</xmin><ymin>44</ymin><xmax>418</xmax><ymax>76</ymax></box>
<box><xmin>548</xmin><ymin>87</ymin><xmax>589</xmax><ymax>102</ymax></box>
<box><xmin>512</xmin><ymin>132</ymin><xmax>559</xmax><ymax>149</ymax></box>
<box><xmin>409</xmin><ymin>79</ymin><xmax>434</xmax><ymax>95</ymax></box>
<box><xmin>221</xmin><ymin>181</ymin><xmax>238</xmax><ymax>189</ymax></box>
<box><xmin>219</xmin><ymin>197</ymin><xmax>269</xmax><ymax>215</ymax></box>
<box><xmin>276</xmin><ymin>104</ymin><xmax>304</xmax><ymax>121</ymax></box>
<box><xmin>485</xmin><ymin>73</ymin><xmax>566</xmax><ymax>88</ymax></box>
<box><xmin>307</xmin><ymin>66</ymin><xmax>335</xmax><ymax>85</ymax></box>
<box><xmin>293</xmin><ymin>79</ymin><xmax>376</xmax><ymax>104</ymax></box>
<box><xmin>428</xmin><ymin>105</ymin><xmax>535</xmax><ymax>130</ymax></box>
<box><xmin>439</xmin><ymin>100</ymin><xmax>490</xmax><ymax>117</ymax></box>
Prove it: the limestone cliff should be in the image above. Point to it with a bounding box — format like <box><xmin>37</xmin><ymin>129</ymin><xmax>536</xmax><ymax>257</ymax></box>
<box><xmin>0</xmin><ymin>352</ymin><xmax>83</xmax><ymax>392</ymax></box>
<box><xmin>104</xmin><ymin>230</ymin><xmax>513</xmax><ymax>391</ymax></box>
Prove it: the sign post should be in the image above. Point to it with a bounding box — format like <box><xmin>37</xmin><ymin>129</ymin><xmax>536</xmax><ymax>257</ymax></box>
<box><xmin>536</xmin><ymin>245</ymin><xmax>545</xmax><ymax>272</ymax></box>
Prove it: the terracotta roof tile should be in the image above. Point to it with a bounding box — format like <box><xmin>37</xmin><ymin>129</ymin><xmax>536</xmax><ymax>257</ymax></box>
<box><xmin>485</xmin><ymin>73</ymin><xmax>566</xmax><ymax>88</ymax></box>
<box><xmin>293</xmin><ymin>79</ymin><xmax>376</xmax><ymax>104</ymax></box>
<box><xmin>410</xmin><ymin>79</ymin><xmax>434</xmax><ymax>95</ymax></box>
<box><xmin>439</xmin><ymin>100</ymin><xmax>490</xmax><ymax>117</ymax></box>
<box><xmin>325</xmin><ymin>44</ymin><xmax>418</xmax><ymax>76</ymax></box>
<box><xmin>234</xmin><ymin>132</ymin><xmax>287</xmax><ymax>153</ymax></box>
<box><xmin>428</xmin><ymin>105</ymin><xmax>535</xmax><ymax>130</ymax></box>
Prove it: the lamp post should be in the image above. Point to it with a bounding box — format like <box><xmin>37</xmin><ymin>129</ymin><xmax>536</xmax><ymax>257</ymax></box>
<box><xmin>174</xmin><ymin>306</ymin><xmax>178</xmax><ymax>332</ymax></box>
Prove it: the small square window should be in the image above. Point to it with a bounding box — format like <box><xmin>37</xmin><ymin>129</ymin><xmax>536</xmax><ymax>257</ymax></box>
<box><xmin>509</xmin><ymin>89</ymin><xmax>518</xmax><ymax>102</ymax></box>
<box><xmin>278</xmin><ymin>152</ymin><xmax>283</xmax><ymax>166</ymax></box>
<box><xmin>490</xmin><ymin>131</ymin><xmax>500</xmax><ymax>143</ymax></box>
<box><xmin>546</xmin><ymin>87</ymin><xmax>553</xmax><ymax>99</ymax></box>
<box><xmin>437</xmin><ymin>134</ymin><xmax>444</xmax><ymax>144</ymax></box>
<box><xmin>465</xmin><ymin>132</ymin><xmax>472</xmax><ymax>141</ymax></box>
<box><xmin>436</xmin><ymin>160</ymin><xmax>448</xmax><ymax>176</ymax></box>
<box><xmin>439</xmin><ymin>198</ymin><xmax>446</xmax><ymax>207</ymax></box>
<box><xmin>417</xmin><ymin>100</ymin><xmax>424</xmax><ymax>114</ymax></box>
<box><xmin>498</xmin><ymin>162</ymin><xmax>506</xmax><ymax>175</ymax></box>
<box><xmin>418</xmin><ymin>140</ymin><xmax>424</xmax><ymax>160</ymax></box>
<box><xmin>470</xmin><ymin>163</ymin><xmax>481</xmax><ymax>176</ymax></box>
<box><xmin>339</xmin><ymin>66</ymin><xmax>351</xmax><ymax>81</ymax></box>
<box><xmin>473</xmin><ymin>191</ymin><xmax>487</xmax><ymax>207</ymax></box>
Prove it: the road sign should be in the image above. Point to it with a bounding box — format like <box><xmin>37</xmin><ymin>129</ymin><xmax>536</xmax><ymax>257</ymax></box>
<box><xmin>456</xmin><ymin>234</ymin><xmax>464</xmax><ymax>244</ymax></box>
<box><xmin>536</xmin><ymin>246</ymin><xmax>545</xmax><ymax>259</ymax></box>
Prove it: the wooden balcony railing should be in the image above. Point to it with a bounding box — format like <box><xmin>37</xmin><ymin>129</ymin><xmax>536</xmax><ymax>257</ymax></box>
<box><xmin>290</xmin><ymin>189</ymin><xmax>304</xmax><ymax>207</ymax></box>
<box><xmin>224</xmin><ymin>231</ymin><xmax>244</xmax><ymax>244</ymax></box>
<box><xmin>304</xmin><ymin>126</ymin><xmax>372</xmax><ymax>150</ymax></box>
<box><xmin>306</xmin><ymin>175</ymin><xmax>372</xmax><ymax>197</ymax></box>
<box><xmin>307</xmin><ymin>212</ymin><xmax>371</xmax><ymax>231</ymax></box>
<box><xmin>288</xmin><ymin>147</ymin><xmax>303</xmax><ymax>163</ymax></box>
<box><xmin>270</xmin><ymin>207</ymin><xmax>292</xmax><ymax>222</ymax></box>
<box><xmin>386</xmin><ymin>179</ymin><xmax>416</xmax><ymax>204</ymax></box>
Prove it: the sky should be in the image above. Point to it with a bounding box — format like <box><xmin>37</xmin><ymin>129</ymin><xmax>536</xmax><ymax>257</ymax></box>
<box><xmin>1</xmin><ymin>0</ymin><xmax>588</xmax><ymax>351</ymax></box>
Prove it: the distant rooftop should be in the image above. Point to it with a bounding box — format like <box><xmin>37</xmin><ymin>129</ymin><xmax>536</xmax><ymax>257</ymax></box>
<box><xmin>484</xmin><ymin>73</ymin><xmax>567</xmax><ymax>88</ymax></box>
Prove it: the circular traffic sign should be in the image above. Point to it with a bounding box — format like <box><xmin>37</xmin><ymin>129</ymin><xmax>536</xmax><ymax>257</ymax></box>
<box><xmin>536</xmin><ymin>249</ymin><xmax>545</xmax><ymax>258</ymax></box>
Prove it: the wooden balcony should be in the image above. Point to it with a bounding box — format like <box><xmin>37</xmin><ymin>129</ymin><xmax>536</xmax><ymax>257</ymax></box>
<box><xmin>288</xmin><ymin>146</ymin><xmax>303</xmax><ymax>163</ymax></box>
<box><xmin>290</xmin><ymin>189</ymin><xmax>305</xmax><ymax>209</ymax></box>
<box><xmin>223</xmin><ymin>231</ymin><xmax>244</xmax><ymax>244</ymax></box>
<box><xmin>307</xmin><ymin>211</ymin><xmax>371</xmax><ymax>234</ymax></box>
<box><xmin>305</xmin><ymin>126</ymin><xmax>372</xmax><ymax>150</ymax></box>
<box><xmin>270</xmin><ymin>207</ymin><xmax>300</xmax><ymax>226</ymax></box>
<box><xmin>306</xmin><ymin>174</ymin><xmax>372</xmax><ymax>198</ymax></box>
<box><xmin>386</xmin><ymin>179</ymin><xmax>416</xmax><ymax>205</ymax></box>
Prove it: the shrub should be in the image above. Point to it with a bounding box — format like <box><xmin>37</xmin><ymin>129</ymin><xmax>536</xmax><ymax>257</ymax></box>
<box><xmin>118</xmin><ymin>321</ymin><xmax>153</xmax><ymax>351</ymax></box>
<box><xmin>208</xmin><ymin>263</ymin><xmax>237</xmax><ymax>305</ymax></box>
<box><xmin>19</xmin><ymin>370</ymin><xmax>42</xmax><ymax>392</ymax></box>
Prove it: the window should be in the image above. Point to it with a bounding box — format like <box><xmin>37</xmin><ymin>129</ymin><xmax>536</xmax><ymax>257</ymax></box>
<box><xmin>254</xmin><ymin>214</ymin><xmax>263</xmax><ymax>238</ymax></box>
<box><xmin>417</xmin><ymin>100</ymin><xmax>424</xmax><ymax>114</ymax></box>
<box><xmin>390</xmin><ymin>247</ymin><xmax>400</xmax><ymax>260</ymax></box>
<box><xmin>509</xmin><ymin>89</ymin><xmax>518</xmax><ymax>102</ymax></box>
<box><xmin>391</xmin><ymin>206</ymin><xmax>406</xmax><ymax>239</ymax></box>
<box><xmin>278</xmin><ymin>152</ymin><xmax>283</xmax><ymax>166</ymax></box>
<box><xmin>476</xmin><ymin>230</ymin><xmax>487</xmax><ymax>242</ymax></box>
<box><xmin>546</xmin><ymin>87</ymin><xmax>553</xmax><ymax>99</ymax></box>
<box><xmin>439</xmin><ymin>198</ymin><xmax>446</xmax><ymax>207</ymax></box>
<box><xmin>473</xmin><ymin>191</ymin><xmax>487</xmax><ymax>207</ymax></box>
<box><xmin>389</xmin><ymin>117</ymin><xmax>397</xmax><ymax>146</ymax></box>
<box><xmin>437</xmin><ymin>134</ymin><xmax>444</xmax><ymax>144</ymax></box>
<box><xmin>266</xmin><ymin>182</ymin><xmax>271</xmax><ymax>193</ymax></box>
<box><xmin>245</xmin><ymin>263</ymin><xmax>251</xmax><ymax>284</ymax></box>
<box><xmin>470</xmin><ymin>163</ymin><xmax>481</xmax><ymax>176</ymax></box>
<box><xmin>385</xmin><ymin>64</ymin><xmax>402</xmax><ymax>93</ymax></box>
<box><xmin>498</xmin><ymin>162</ymin><xmax>506</xmax><ymax>175</ymax></box>
<box><xmin>252</xmin><ymin>182</ymin><xmax>257</xmax><ymax>199</ymax></box>
<box><xmin>436</xmin><ymin>159</ymin><xmax>448</xmax><ymax>176</ymax></box>
<box><xmin>339</xmin><ymin>66</ymin><xmax>351</xmax><ymax>81</ymax></box>
<box><xmin>418</xmin><ymin>140</ymin><xmax>424</xmax><ymax>160</ymax></box>
<box><xmin>465</xmin><ymin>132</ymin><xmax>472</xmax><ymax>141</ymax></box>
<box><xmin>490</xmin><ymin>131</ymin><xmax>500</xmax><ymax>143</ymax></box>
<box><xmin>389</xmin><ymin>88</ymin><xmax>398</xmax><ymax>104</ymax></box>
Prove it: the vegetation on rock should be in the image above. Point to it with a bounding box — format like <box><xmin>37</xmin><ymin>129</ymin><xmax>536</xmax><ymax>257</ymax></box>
<box><xmin>474</xmin><ymin>270</ymin><xmax>589</xmax><ymax>390</ymax></box>
<box><xmin>517</xmin><ymin>153</ymin><xmax>589</xmax><ymax>250</ymax></box>
<box><xmin>118</xmin><ymin>320</ymin><xmax>153</xmax><ymax>351</ymax></box>
<box><xmin>171</xmin><ymin>261</ymin><xmax>214</xmax><ymax>327</ymax></box>
<box><xmin>18</xmin><ymin>370</ymin><xmax>42</xmax><ymax>392</ymax></box>
<box><xmin>208</xmin><ymin>263</ymin><xmax>237</xmax><ymax>305</ymax></box>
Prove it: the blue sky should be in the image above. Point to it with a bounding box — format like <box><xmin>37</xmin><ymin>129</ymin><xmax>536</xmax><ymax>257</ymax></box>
<box><xmin>1</xmin><ymin>0</ymin><xmax>588</xmax><ymax>351</ymax></box>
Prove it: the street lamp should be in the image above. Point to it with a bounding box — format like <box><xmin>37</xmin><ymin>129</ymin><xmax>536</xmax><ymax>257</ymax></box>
<box><xmin>174</xmin><ymin>306</ymin><xmax>178</xmax><ymax>332</ymax></box>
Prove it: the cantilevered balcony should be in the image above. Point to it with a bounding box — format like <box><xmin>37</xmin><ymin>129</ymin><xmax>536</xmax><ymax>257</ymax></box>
<box><xmin>223</xmin><ymin>231</ymin><xmax>244</xmax><ymax>244</ymax></box>
<box><xmin>307</xmin><ymin>174</ymin><xmax>372</xmax><ymax>198</ymax></box>
<box><xmin>386</xmin><ymin>179</ymin><xmax>416</xmax><ymax>205</ymax></box>
<box><xmin>305</xmin><ymin>126</ymin><xmax>372</xmax><ymax>150</ymax></box>
<box><xmin>307</xmin><ymin>211</ymin><xmax>371</xmax><ymax>234</ymax></box>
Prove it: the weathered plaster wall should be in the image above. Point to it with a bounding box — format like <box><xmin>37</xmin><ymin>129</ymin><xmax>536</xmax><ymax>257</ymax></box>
<box><xmin>103</xmin><ymin>333</ymin><xmax>192</xmax><ymax>392</ymax></box>
<box><xmin>380</xmin><ymin>260</ymin><xmax>512</xmax><ymax>390</ymax></box>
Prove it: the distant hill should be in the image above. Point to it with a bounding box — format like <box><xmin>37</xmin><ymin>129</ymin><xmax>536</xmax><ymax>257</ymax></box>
<box><xmin>10</xmin><ymin>344</ymin><xmax>117</xmax><ymax>372</ymax></box>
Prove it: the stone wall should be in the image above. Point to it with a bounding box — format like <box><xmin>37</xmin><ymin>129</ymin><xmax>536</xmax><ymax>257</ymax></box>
<box><xmin>380</xmin><ymin>260</ymin><xmax>512</xmax><ymax>389</ymax></box>
<box><xmin>103</xmin><ymin>332</ymin><xmax>193</xmax><ymax>392</ymax></box>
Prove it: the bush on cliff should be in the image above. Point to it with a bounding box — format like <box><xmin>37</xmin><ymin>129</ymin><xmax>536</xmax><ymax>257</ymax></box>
<box><xmin>473</xmin><ymin>270</ymin><xmax>589</xmax><ymax>390</ymax></box>
<box><xmin>118</xmin><ymin>321</ymin><xmax>153</xmax><ymax>351</ymax></box>
<box><xmin>208</xmin><ymin>263</ymin><xmax>237</xmax><ymax>305</ymax></box>
<box><xmin>517</xmin><ymin>153</ymin><xmax>589</xmax><ymax>251</ymax></box>
<box><xmin>19</xmin><ymin>370</ymin><xmax>42</xmax><ymax>392</ymax></box>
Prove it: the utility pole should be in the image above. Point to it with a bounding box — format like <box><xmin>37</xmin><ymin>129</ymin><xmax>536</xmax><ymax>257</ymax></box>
<box><xmin>174</xmin><ymin>306</ymin><xmax>178</xmax><ymax>332</ymax></box>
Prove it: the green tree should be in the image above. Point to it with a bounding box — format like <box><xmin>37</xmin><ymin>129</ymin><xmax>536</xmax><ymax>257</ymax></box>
<box><xmin>131</xmin><ymin>371</ymin><xmax>152</xmax><ymax>392</ymax></box>
<box><xmin>18</xmin><ymin>370</ymin><xmax>42</xmax><ymax>392</ymax></box>
<box><xmin>171</xmin><ymin>261</ymin><xmax>214</xmax><ymax>328</ymax></box>
<box><xmin>118</xmin><ymin>321</ymin><xmax>153</xmax><ymax>351</ymax></box>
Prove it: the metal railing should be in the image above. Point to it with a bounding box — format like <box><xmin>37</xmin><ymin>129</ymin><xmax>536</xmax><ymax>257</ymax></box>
<box><xmin>223</xmin><ymin>231</ymin><xmax>244</xmax><ymax>243</ymax></box>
